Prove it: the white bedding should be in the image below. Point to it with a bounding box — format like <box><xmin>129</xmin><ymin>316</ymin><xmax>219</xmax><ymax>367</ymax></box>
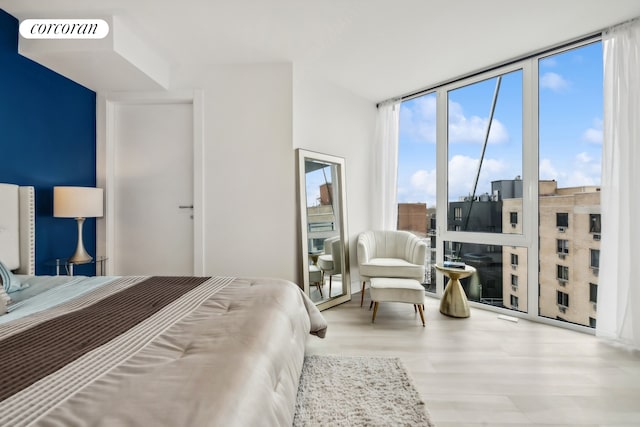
<box><xmin>0</xmin><ymin>275</ymin><xmax>327</xmax><ymax>426</ymax></box>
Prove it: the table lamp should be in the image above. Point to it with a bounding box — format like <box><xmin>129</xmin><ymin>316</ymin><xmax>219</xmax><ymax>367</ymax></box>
<box><xmin>53</xmin><ymin>186</ymin><xmax>104</xmax><ymax>263</ymax></box>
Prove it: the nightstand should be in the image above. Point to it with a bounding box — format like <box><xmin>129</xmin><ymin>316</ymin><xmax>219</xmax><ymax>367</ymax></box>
<box><xmin>45</xmin><ymin>256</ymin><xmax>108</xmax><ymax>276</ymax></box>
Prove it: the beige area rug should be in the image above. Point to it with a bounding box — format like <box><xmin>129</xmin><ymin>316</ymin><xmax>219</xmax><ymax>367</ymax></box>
<box><xmin>294</xmin><ymin>355</ymin><xmax>434</xmax><ymax>426</ymax></box>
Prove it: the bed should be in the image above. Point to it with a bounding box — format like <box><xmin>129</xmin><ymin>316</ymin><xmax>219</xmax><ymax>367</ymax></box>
<box><xmin>0</xmin><ymin>183</ymin><xmax>327</xmax><ymax>426</ymax></box>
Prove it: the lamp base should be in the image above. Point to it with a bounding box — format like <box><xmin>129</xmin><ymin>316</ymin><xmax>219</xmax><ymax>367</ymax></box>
<box><xmin>68</xmin><ymin>217</ymin><xmax>93</xmax><ymax>264</ymax></box>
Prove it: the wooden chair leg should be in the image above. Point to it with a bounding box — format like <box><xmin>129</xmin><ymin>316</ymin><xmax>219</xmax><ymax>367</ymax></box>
<box><xmin>371</xmin><ymin>301</ymin><xmax>379</xmax><ymax>323</ymax></box>
<box><xmin>413</xmin><ymin>304</ymin><xmax>417</xmax><ymax>313</ymax></box>
<box><xmin>369</xmin><ymin>300</ymin><xmax>373</xmax><ymax>310</ymax></box>
<box><xmin>317</xmin><ymin>282</ymin><xmax>323</xmax><ymax>297</ymax></box>
<box><xmin>417</xmin><ymin>304</ymin><xmax>426</xmax><ymax>327</ymax></box>
<box><xmin>360</xmin><ymin>281</ymin><xmax>366</xmax><ymax>306</ymax></box>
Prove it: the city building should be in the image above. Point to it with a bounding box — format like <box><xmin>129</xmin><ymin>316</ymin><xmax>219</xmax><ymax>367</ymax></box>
<box><xmin>397</xmin><ymin>203</ymin><xmax>428</xmax><ymax>237</ymax></box>
<box><xmin>503</xmin><ymin>180</ymin><xmax>601</xmax><ymax>327</ymax></box>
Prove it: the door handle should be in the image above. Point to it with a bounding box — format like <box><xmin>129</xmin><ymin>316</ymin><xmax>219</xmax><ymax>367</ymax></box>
<box><xmin>178</xmin><ymin>205</ymin><xmax>194</xmax><ymax>209</ymax></box>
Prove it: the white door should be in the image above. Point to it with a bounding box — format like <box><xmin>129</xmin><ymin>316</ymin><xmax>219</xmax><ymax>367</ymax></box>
<box><xmin>113</xmin><ymin>102</ymin><xmax>194</xmax><ymax>275</ymax></box>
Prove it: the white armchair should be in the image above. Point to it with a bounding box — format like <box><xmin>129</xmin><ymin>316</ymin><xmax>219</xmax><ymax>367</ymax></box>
<box><xmin>357</xmin><ymin>230</ymin><xmax>427</xmax><ymax>306</ymax></box>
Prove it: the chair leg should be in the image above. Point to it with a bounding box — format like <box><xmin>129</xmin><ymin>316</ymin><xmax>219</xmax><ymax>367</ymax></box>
<box><xmin>317</xmin><ymin>282</ymin><xmax>323</xmax><ymax>297</ymax></box>
<box><xmin>413</xmin><ymin>304</ymin><xmax>417</xmax><ymax>313</ymax></box>
<box><xmin>329</xmin><ymin>275</ymin><xmax>332</xmax><ymax>296</ymax></box>
<box><xmin>369</xmin><ymin>300</ymin><xmax>373</xmax><ymax>310</ymax></box>
<box><xmin>360</xmin><ymin>281</ymin><xmax>366</xmax><ymax>307</ymax></box>
<box><xmin>417</xmin><ymin>304</ymin><xmax>426</xmax><ymax>327</ymax></box>
<box><xmin>371</xmin><ymin>301</ymin><xmax>379</xmax><ymax>323</ymax></box>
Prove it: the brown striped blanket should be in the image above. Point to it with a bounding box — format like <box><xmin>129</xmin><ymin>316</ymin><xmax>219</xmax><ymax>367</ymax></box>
<box><xmin>0</xmin><ymin>276</ymin><xmax>327</xmax><ymax>427</ymax></box>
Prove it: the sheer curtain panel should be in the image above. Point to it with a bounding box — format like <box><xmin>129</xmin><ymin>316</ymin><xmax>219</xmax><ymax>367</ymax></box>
<box><xmin>598</xmin><ymin>18</ymin><xmax>640</xmax><ymax>349</ymax></box>
<box><xmin>371</xmin><ymin>99</ymin><xmax>401</xmax><ymax>230</ymax></box>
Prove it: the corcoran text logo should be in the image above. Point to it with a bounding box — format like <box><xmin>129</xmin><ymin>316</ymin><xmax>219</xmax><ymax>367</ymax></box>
<box><xmin>19</xmin><ymin>19</ymin><xmax>109</xmax><ymax>39</ymax></box>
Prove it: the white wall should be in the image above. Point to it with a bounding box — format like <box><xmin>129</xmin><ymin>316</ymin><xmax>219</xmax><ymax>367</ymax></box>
<box><xmin>97</xmin><ymin>63</ymin><xmax>296</xmax><ymax>281</ymax></box>
<box><xmin>293</xmin><ymin>68</ymin><xmax>377</xmax><ymax>288</ymax></box>
<box><xmin>98</xmin><ymin>62</ymin><xmax>375</xmax><ymax>287</ymax></box>
<box><xmin>191</xmin><ymin>64</ymin><xmax>296</xmax><ymax>280</ymax></box>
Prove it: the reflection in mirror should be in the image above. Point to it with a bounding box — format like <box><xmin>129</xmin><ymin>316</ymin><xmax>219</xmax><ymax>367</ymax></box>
<box><xmin>297</xmin><ymin>149</ymin><xmax>350</xmax><ymax>311</ymax></box>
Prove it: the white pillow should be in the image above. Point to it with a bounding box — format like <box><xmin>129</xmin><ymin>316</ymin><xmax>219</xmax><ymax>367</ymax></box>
<box><xmin>0</xmin><ymin>259</ymin><xmax>25</xmax><ymax>293</ymax></box>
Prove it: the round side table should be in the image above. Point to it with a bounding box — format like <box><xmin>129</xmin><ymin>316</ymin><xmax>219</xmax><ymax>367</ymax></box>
<box><xmin>435</xmin><ymin>264</ymin><xmax>477</xmax><ymax>318</ymax></box>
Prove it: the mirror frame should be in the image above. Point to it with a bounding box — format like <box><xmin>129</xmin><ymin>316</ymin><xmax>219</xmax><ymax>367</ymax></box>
<box><xmin>296</xmin><ymin>149</ymin><xmax>351</xmax><ymax>310</ymax></box>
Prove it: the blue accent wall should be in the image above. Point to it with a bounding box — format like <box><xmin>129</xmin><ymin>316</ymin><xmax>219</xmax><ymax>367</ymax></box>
<box><xmin>0</xmin><ymin>9</ymin><xmax>97</xmax><ymax>275</ymax></box>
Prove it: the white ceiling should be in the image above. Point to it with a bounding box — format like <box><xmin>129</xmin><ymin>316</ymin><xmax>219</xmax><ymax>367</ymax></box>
<box><xmin>2</xmin><ymin>0</ymin><xmax>640</xmax><ymax>102</ymax></box>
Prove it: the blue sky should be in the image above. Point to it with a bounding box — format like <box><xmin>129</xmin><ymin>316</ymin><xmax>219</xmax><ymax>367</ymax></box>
<box><xmin>397</xmin><ymin>41</ymin><xmax>603</xmax><ymax>207</ymax></box>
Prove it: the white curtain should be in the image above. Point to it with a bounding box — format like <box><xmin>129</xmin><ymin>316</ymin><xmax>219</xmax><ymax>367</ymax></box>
<box><xmin>371</xmin><ymin>99</ymin><xmax>401</xmax><ymax>230</ymax></box>
<box><xmin>597</xmin><ymin>19</ymin><xmax>640</xmax><ymax>349</ymax></box>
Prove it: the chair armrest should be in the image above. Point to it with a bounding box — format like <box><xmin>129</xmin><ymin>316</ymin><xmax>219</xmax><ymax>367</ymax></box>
<box><xmin>407</xmin><ymin>238</ymin><xmax>427</xmax><ymax>266</ymax></box>
<box><xmin>357</xmin><ymin>239</ymin><xmax>370</xmax><ymax>266</ymax></box>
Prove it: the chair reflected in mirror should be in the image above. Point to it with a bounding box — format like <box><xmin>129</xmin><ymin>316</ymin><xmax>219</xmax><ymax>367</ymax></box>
<box><xmin>308</xmin><ymin>264</ymin><xmax>323</xmax><ymax>297</ymax></box>
<box><xmin>317</xmin><ymin>236</ymin><xmax>341</xmax><ymax>298</ymax></box>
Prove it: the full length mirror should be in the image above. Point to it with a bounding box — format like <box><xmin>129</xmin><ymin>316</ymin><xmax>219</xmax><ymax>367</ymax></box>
<box><xmin>297</xmin><ymin>149</ymin><xmax>350</xmax><ymax>311</ymax></box>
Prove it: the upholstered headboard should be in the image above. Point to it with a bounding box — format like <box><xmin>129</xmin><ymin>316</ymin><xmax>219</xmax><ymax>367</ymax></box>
<box><xmin>0</xmin><ymin>183</ymin><xmax>35</xmax><ymax>275</ymax></box>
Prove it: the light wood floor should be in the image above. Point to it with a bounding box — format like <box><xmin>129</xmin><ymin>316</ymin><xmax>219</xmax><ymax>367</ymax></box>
<box><xmin>304</xmin><ymin>293</ymin><xmax>640</xmax><ymax>427</ymax></box>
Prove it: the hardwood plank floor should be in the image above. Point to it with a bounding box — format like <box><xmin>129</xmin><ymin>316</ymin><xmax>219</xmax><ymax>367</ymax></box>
<box><xmin>304</xmin><ymin>293</ymin><xmax>640</xmax><ymax>426</ymax></box>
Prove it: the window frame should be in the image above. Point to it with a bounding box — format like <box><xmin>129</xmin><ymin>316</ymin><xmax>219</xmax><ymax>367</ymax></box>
<box><xmin>510</xmin><ymin>212</ymin><xmax>518</xmax><ymax>225</ymax></box>
<box><xmin>454</xmin><ymin>207</ymin><xmax>462</xmax><ymax>221</ymax></box>
<box><xmin>589</xmin><ymin>282</ymin><xmax>598</xmax><ymax>303</ymax></box>
<box><xmin>557</xmin><ymin>290</ymin><xmax>569</xmax><ymax>307</ymax></box>
<box><xmin>556</xmin><ymin>239</ymin><xmax>569</xmax><ymax>255</ymax></box>
<box><xmin>589</xmin><ymin>214</ymin><xmax>601</xmax><ymax>234</ymax></box>
<box><xmin>556</xmin><ymin>212</ymin><xmax>569</xmax><ymax>228</ymax></box>
<box><xmin>409</xmin><ymin>37</ymin><xmax>603</xmax><ymax>333</ymax></box>
<box><xmin>557</xmin><ymin>264</ymin><xmax>569</xmax><ymax>282</ymax></box>
<box><xmin>590</xmin><ymin>249</ymin><xmax>600</xmax><ymax>270</ymax></box>
<box><xmin>510</xmin><ymin>294</ymin><xmax>519</xmax><ymax>309</ymax></box>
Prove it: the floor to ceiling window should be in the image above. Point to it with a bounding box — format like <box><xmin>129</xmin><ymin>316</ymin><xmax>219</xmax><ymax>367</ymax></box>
<box><xmin>538</xmin><ymin>42</ymin><xmax>603</xmax><ymax>328</ymax></box>
<box><xmin>396</xmin><ymin>39</ymin><xmax>602</xmax><ymax>330</ymax></box>
<box><xmin>397</xmin><ymin>93</ymin><xmax>437</xmax><ymax>292</ymax></box>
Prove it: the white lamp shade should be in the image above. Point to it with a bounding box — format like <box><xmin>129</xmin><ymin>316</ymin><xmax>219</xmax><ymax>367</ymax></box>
<box><xmin>54</xmin><ymin>186</ymin><xmax>104</xmax><ymax>218</ymax></box>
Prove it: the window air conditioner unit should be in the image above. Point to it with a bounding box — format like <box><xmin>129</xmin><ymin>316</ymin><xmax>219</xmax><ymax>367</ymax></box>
<box><xmin>558</xmin><ymin>253</ymin><xmax>566</xmax><ymax>259</ymax></box>
<box><xmin>558</xmin><ymin>305</ymin><xmax>567</xmax><ymax>313</ymax></box>
<box><xmin>592</xmin><ymin>302</ymin><xmax>597</xmax><ymax>311</ymax></box>
<box><xmin>511</xmin><ymin>223</ymin><xmax>516</xmax><ymax>228</ymax></box>
<box><xmin>511</xmin><ymin>264</ymin><xmax>517</xmax><ymax>270</ymax></box>
<box><xmin>558</xmin><ymin>227</ymin><xmax>566</xmax><ymax>232</ymax></box>
<box><xmin>558</xmin><ymin>279</ymin><xmax>567</xmax><ymax>286</ymax></box>
<box><xmin>593</xmin><ymin>234</ymin><xmax>601</xmax><ymax>241</ymax></box>
<box><xmin>592</xmin><ymin>267</ymin><xmax>599</xmax><ymax>276</ymax></box>
<box><xmin>511</xmin><ymin>285</ymin><xmax>518</xmax><ymax>292</ymax></box>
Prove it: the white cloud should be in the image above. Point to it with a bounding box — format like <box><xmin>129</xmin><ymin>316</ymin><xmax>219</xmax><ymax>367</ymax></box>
<box><xmin>540</xmin><ymin>72</ymin><xmax>570</xmax><ymax>92</ymax></box>
<box><xmin>572</xmin><ymin>151</ymin><xmax>601</xmax><ymax>183</ymax></box>
<box><xmin>400</xmin><ymin>97</ymin><xmax>509</xmax><ymax>145</ymax></box>
<box><xmin>448</xmin><ymin>101</ymin><xmax>509</xmax><ymax>144</ymax></box>
<box><xmin>410</xmin><ymin>169</ymin><xmax>437</xmax><ymax>196</ymax></box>
<box><xmin>539</xmin><ymin>158</ymin><xmax>558</xmax><ymax>180</ymax></box>
<box><xmin>566</xmin><ymin>170</ymin><xmax>597</xmax><ymax>186</ymax></box>
<box><xmin>448</xmin><ymin>155</ymin><xmax>509</xmax><ymax>199</ymax></box>
<box><xmin>582</xmin><ymin>118</ymin><xmax>603</xmax><ymax>144</ymax></box>
<box><xmin>397</xmin><ymin>168</ymin><xmax>438</xmax><ymax>205</ymax></box>
<box><xmin>576</xmin><ymin>152</ymin><xmax>592</xmax><ymax>163</ymax></box>
<box><xmin>539</xmin><ymin>154</ymin><xmax>600</xmax><ymax>187</ymax></box>
<box><xmin>399</xmin><ymin>96</ymin><xmax>436</xmax><ymax>143</ymax></box>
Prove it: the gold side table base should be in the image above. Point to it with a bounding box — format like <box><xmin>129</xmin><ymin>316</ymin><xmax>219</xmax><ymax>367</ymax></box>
<box><xmin>439</xmin><ymin>277</ymin><xmax>470</xmax><ymax>318</ymax></box>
